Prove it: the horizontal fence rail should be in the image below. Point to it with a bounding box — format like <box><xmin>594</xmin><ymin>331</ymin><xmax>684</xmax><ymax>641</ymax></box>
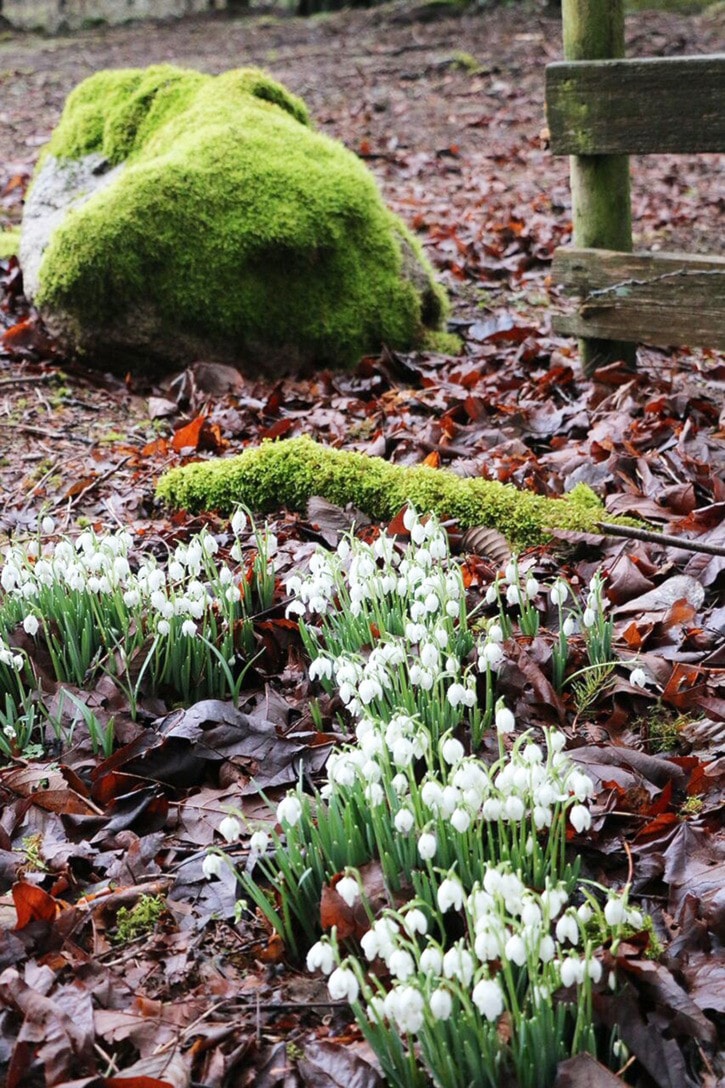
<box><xmin>547</xmin><ymin>54</ymin><xmax>725</xmax><ymax>156</ymax></box>
<box><xmin>553</xmin><ymin>248</ymin><xmax>725</xmax><ymax>351</ymax></box>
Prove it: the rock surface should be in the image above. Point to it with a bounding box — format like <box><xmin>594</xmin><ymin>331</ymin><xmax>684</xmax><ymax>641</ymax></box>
<box><xmin>21</xmin><ymin>65</ymin><xmax>448</xmax><ymax>376</ymax></box>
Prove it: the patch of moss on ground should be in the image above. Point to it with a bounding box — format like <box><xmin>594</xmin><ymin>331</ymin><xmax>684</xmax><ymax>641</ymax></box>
<box><xmin>156</xmin><ymin>436</ymin><xmax>640</xmax><ymax>547</ymax></box>
<box><xmin>33</xmin><ymin>65</ymin><xmax>448</xmax><ymax>372</ymax></box>
<box><xmin>0</xmin><ymin>229</ymin><xmax>20</xmax><ymax>258</ymax></box>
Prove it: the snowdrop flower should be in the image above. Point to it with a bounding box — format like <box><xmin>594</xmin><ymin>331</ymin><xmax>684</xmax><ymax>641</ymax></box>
<box><xmin>577</xmin><ymin>903</ymin><xmax>593</xmax><ymax>925</ymax></box>
<box><xmin>418</xmin><ymin>832</ymin><xmax>437</xmax><ymax>861</ymax></box>
<box><xmin>386</xmin><ymin>986</ymin><xmax>425</xmax><ymax>1034</ymax></box>
<box><xmin>485</xmin><ymin>582</ymin><xmax>500</xmax><ymax>605</ymax></box>
<box><xmin>307</xmin><ymin>940</ymin><xmax>335</xmax><ymax>975</ymax></box>
<box><xmin>361</xmin><ymin>918</ymin><xmax>398</xmax><ymax>963</ymax></box>
<box><xmin>472</xmin><ymin>978</ymin><xmax>504</xmax><ymax>1022</ymax></box>
<box><xmin>309</xmin><ymin>656</ymin><xmax>333</xmax><ymax>682</ymax></box>
<box><xmin>443</xmin><ymin>945</ymin><xmax>474</xmax><ymax>987</ymax></box>
<box><xmin>388</xmin><ymin>949</ymin><xmax>415</xmax><ymax>981</ymax></box>
<box><xmin>276</xmin><ymin>795</ymin><xmax>303</xmax><ymax>827</ymax></box>
<box><xmin>504</xmin><ymin>796</ymin><xmax>525</xmax><ymax>822</ymax></box>
<box><xmin>250</xmin><ymin>830</ymin><xmax>269</xmax><ymax>853</ymax></box>
<box><xmin>231</xmin><ymin>508</ymin><xmax>248</xmax><ymax>536</ymax></box>
<box><xmin>559</xmin><ymin>955</ymin><xmax>585</xmax><ymax>988</ymax></box>
<box><xmin>478</xmin><ymin>641</ymin><xmax>504</xmax><ymax>671</ymax></box>
<box><xmin>504</xmin><ymin>934</ymin><xmax>527</xmax><ymax>966</ymax></box>
<box><xmin>420</xmin><ymin>946</ymin><xmax>443</xmax><ymax>975</ymax></box>
<box><xmin>495</xmin><ymin>703</ymin><xmax>516</xmax><ymax>734</ymax></box>
<box><xmin>550</xmin><ymin>580</ymin><xmax>569</xmax><ymax>606</ymax></box>
<box><xmin>604</xmin><ymin>895</ymin><xmax>627</xmax><ymax>926</ymax></box>
<box><xmin>506</xmin><ymin>583</ymin><xmax>524</xmax><ymax>607</ymax></box>
<box><xmin>451</xmin><ymin>808</ymin><xmax>471</xmax><ymax>834</ymax></box>
<box><xmin>40</xmin><ymin>515</ymin><xmax>56</xmax><ymax>535</ymax></box>
<box><xmin>582</xmin><ymin>608</ymin><xmax>596</xmax><ymax>629</ymax></box>
<box><xmin>629</xmin><ymin>667</ymin><xmax>648</xmax><ymax>689</ymax></box>
<box><xmin>219</xmin><ymin>815</ymin><xmax>241</xmax><ymax>842</ymax></box>
<box><xmin>181</xmin><ymin>619</ymin><xmax>197</xmax><ymax>638</ymax></box>
<box><xmin>394</xmin><ymin>808</ymin><xmax>415</xmax><ymax>835</ymax></box>
<box><xmin>563</xmin><ymin>615</ymin><xmax>578</xmax><ymax>637</ymax></box>
<box><xmin>157</xmin><ymin>619</ymin><xmax>171</xmax><ymax>637</ymax></box>
<box><xmin>429</xmin><ymin>988</ymin><xmax>452</xmax><ymax>1021</ymax></box>
<box><xmin>570</xmin><ymin>804</ymin><xmax>592</xmax><ymax>833</ymax></box>
<box><xmin>525</xmin><ymin>576</ymin><xmax>540</xmax><ymax>599</ymax></box>
<box><xmin>328</xmin><ymin>966</ymin><xmax>360</xmax><ymax>1004</ymax></box>
<box><xmin>202</xmin><ymin>853</ymin><xmax>225</xmax><ymax>880</ymax></box>
<box><xmin>336</xmin><ymin>876</ymin><xmax>360</xmax><ymax>908</ymax></box>
<box><xmin>588</xmin><ymin>958</ymin><xmax>603</xmax><ymax>983</ymax></box>
<box><xmin>403</xmin><ymin>909</ymin><xmax>428</xmax><ymax>937</ymax></box>
<box><xmin>441</xmin><ymin>736</ymin><xmax>465</xmax><ymax>764</ymax></box>
<box><xmin>438</xmin><ymin>877</ymin><xmax>465</xmax><ymax>913</ymax></box>
<box><xmin>22</xmin><ymin>614</ymin><xmax>39</xmax><ymax>636</ymax></box>
<box><xmin>447</xmin><ymin>682</ymin><xmax>476</xmax><ymax>709</ymax></box>
<box><xmin>556</xmin><ymin>912</ymin><xmax>580</xmax><ymax>946</ymax></box>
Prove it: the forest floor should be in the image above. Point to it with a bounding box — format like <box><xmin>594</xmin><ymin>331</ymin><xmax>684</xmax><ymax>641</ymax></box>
<box><xmin>0</xmin><ymin>3</ymin><xmax>724</xmax><ymax>1087</ymax></box>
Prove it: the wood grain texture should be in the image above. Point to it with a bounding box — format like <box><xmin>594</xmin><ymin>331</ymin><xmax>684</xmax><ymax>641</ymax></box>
<box><xmin>547</xmin><ymin>55</ymin><xmax>725</xmax><ymax>155</ymax></box>
<box><xmin>553</xmin><ymin>247</ymin><xmax>725</xmax><ymax>349</ymax></box>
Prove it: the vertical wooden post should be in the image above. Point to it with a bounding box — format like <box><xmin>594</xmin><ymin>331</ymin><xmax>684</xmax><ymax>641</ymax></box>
<box><xmin>562</xmin><ymin>0</ymin><xmax>637</xmax><ymax>374</ymax></box>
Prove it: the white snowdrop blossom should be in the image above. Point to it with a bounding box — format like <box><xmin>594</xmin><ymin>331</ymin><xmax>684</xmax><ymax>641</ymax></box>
<box><xmin>306</xmin><ymin>940</ymin><xmax>335</xmax><ymax>975</ymax></box>
<box><xmin>250</xmin><ymin>830</ymin><xmax>270</xmax><ymax>853</ymax></box>
<box><xmin>550</xmin><ymin>580</ymin><xmax>568</xmax><ymax>607</ymax></box>
<box><xmin>276</xmin><ymin>795</ymin><xmax>303</xmax><ymax>827</ymax></box>
<box><xmin>472</xmin><ymin>978</ymin><xmax>504</xmax><ymax>1021</ymax></box>
<box><xmin>569</xmin><ymin>804</ymin><xmax>592</xmax><ymax>834</ymax></box>
<box><xmin>418</xmin><ymin>832</ymin><xmax>437</xmax><ymax>861</ymax></box>
<box><xmin>429</xmin><ymin>987</ymin><xmax>453</xmax><ymax>1021</ymax></box>
<box><xmin>394</xmin><ymin>808</ymin><xmax>415</xmax><ymax>835</ymax></box>
<box><xmin>219</xmin><ymin>815</ymin><xmax>242</xmax><ymax>842</ymax></box>
<box><xmin>181</xmin><ymin>619</ymin><xmax>198</xmax><ymax>638</ymax></box>
<box><xmin>336</xmin><ymin>876</ymin><xmax>361</xmax><ymax>908</ymax></box>
<box><xmin>328</xmin><ymin>966</ymin><xmax>360</xmax><ymax>1004</ymax></box>
<box><xmin>403</xmin><ymin>908</ymin><xmax>428</xmax><ymax>937</ymax></box>
<box><xmin>629</xmin><ymin>667</ymin><xmax>648</xmax><ymax>688</ymax></box>
<box><xmin>388</xmin><ymin>949</ymin><xmax>416</xmax><ymax>981</ymax></box>
<box><xmin>22</xmin><ymin>614</ymin><xmax>39</xmax><ymax>636</ymax></box>
<box><xmin>443</xmin><ymin>944</ymin><xmax>474</xmax><ymax>987</ymax></box>
<box><xmin>438</xmin><ymin>877</ymin><xmax>465</xmax><ymax>914</ymax></box>
<box><xmin>604</xmin><ymin>895</ymin><xmax>627</xmax><ymax>926</ymax></box>
<box><xmin>495</xmin><ymin>703</ymin><xmax>516</xmax><ymax>734</ymax></box>
<box><xmin>202</xmin><ymin>853</ymin><xmax>225</xmax><ymax>880</ymax></box>
<box><xmin>441</xmin><ymin>736</ymin><xmax>465</xmax><ymax>764</ymax></box>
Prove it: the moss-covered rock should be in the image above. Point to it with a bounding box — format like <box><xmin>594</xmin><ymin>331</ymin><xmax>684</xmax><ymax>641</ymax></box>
<box><xmin>156</xmin><ymin>436</ymin><xmax>625</xmax><ymax>547</ymax></box>
<box><xmin>20</xmin><ymin>65</ymin><xmax>448</xmax><ymax>374</ymax></box>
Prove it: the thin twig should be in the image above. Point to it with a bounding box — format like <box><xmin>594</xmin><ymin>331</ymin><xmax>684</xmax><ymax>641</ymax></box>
<box><xmin>51</xmin><ymin>455</ymin><xmax>133</xmax><ymax>511</ymax></box>
<box><xmin>599</xmin><ymin>522</ymin><xmax>725</xmax><ymax>558</ymax></box>
<box><xmin>0</xmin><ymin>420</ymin><xmax>94</xmax><ymax>444</ymax></box>
<box><xmin>0</xmin><ymin>374</ymin><xmax>54</xmax><ymax>389</ymax></box>
<box><xmin>624</xmin><ymin>840</ymin><xmax>634</xmax><ymax>888</ymax></box>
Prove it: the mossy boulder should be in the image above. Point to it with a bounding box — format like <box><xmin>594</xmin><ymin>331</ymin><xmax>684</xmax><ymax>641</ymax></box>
<box><xmin>156</xmin><ymin>436</ymin><xmax>626</xmax><ymax>547</ymax></box>
<box><xmin>20</xmin><ymin>65</ymin><xmax>448</xmax><ymax>375</ymax></box>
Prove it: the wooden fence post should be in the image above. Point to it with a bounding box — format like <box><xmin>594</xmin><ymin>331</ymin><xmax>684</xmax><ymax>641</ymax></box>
<box><xmin>561</xmin><ymin>0</ymin><xmax>637</xmax><ymax>374</ymax></box>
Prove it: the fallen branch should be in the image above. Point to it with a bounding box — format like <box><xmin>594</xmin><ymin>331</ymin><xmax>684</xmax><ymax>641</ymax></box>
<box><xmin>599</xmin><ymin>521</ymin><xmax>725</xmax><ymax>557</ymax></box>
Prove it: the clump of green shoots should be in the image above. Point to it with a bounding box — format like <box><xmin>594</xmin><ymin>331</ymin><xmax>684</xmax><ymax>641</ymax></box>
<box><xmin>0</xmin><ymin>508</ymin><xmax>278</xmax><ymax>758</ymax></box>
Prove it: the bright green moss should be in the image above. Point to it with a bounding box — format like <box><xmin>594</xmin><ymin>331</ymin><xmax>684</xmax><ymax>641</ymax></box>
<box><xmin>33</xmin><ymin>65</ymin><xmax>448</xmax><ymax>372</ymax></box>
<box><xmin>156</xmin><ymin>437</ymin><xmax>632</xmax><ymax>547</ymax></box>
<box><xmin>0</xmin><ymin>230</ymin><xmax>20</xmax><ymax>259</ymax></box>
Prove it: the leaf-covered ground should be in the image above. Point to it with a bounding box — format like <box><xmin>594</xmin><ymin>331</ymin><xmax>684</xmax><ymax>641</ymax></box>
<box><xmin>0</xmin><ymin>3</ymin><xmax>724</xmax><ymax>1087</ymax></box>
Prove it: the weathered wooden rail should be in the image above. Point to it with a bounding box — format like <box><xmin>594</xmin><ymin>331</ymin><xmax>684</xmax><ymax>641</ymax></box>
<box><xmin>545</xmin><ymin>0</ymin><xmax>725</xmax><ymax>374</ymax></box>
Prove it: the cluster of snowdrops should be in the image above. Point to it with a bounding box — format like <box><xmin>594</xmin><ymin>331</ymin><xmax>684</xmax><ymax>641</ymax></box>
<box><xmin>202</xmin><ymin>509</ymin><xmax>648</xmax><ymax>1088</ymax></box>
<box><xmin>0</xmin><ymin>507</ymin><xmax>648</xmax><ymax>1085</ymax></box>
